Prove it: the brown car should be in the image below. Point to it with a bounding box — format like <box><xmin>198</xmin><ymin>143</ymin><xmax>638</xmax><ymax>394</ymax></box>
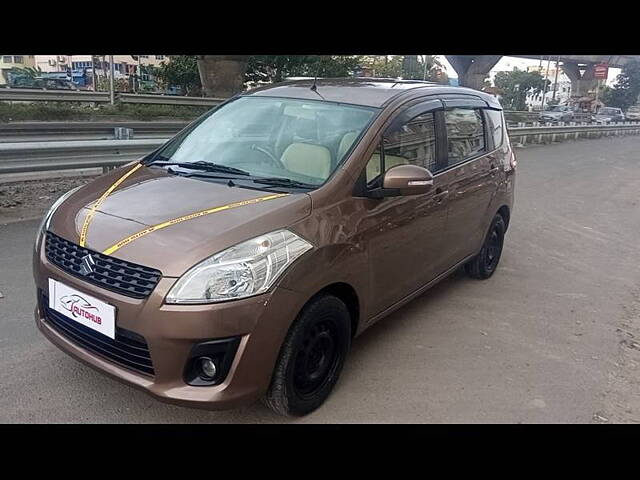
<box><xmin>33</xmin><ymin>78</ymin><xmax>516</xmax><ymax>416</ymax></box>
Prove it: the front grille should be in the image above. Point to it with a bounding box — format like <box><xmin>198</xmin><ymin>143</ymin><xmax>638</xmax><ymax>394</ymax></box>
<box><xmin>41</xmin><ymin>293</ymin><xmax>154</xmax><ymax>377</ymax></box>
<box><xmin>45</xmin><ymin>231</ymin><xmax>161</xmax><ymax>298</ymax></box>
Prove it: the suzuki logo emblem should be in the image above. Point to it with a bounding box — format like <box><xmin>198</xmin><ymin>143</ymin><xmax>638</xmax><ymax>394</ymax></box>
<box><xmin>79</xmin><ymin>254</ymin><xmax>96</xmax><ymax>276</ymax></box>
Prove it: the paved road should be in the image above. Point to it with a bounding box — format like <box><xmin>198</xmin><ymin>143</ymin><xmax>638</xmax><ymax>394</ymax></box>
<box><xmin>1</xmin><ymin>136</ymin><xmax>640</xmax><ymax>423</ymax></box>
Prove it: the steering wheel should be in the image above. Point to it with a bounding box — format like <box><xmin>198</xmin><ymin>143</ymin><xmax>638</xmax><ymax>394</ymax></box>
<box><xmin>250</xmin><ymin>144</ymin><xmax>286</xmax><ymax>169</ymax></box>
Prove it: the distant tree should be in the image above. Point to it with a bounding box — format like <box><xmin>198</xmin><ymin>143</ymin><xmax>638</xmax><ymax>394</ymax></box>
<box><xmin>369</xmin><ymin>55</ymin><xmax>403</xmax><ymax>78</ymax></box>
<box><xmin>155</xmin><ymin>55</ymin><xmax>202</xmax><ymax>96</ymax></box>
<box><xmin>245</xmin><ymin>56</ymin><xmax>361</xmax><ymax>84</ymax></box>
<box><xmin>494</xmin><ymin>68</ymin><xmax>550</xmax><ymax>111</ymax></box>
<box><xmin>360</xmin><ymin>55</ymin><xmax>443</xmax><ymax>81</ymax></box>
<box><xmin>600</xmin><ymin>60</ymin><xmax>640</xmax><ymax>110</ymax></box>
<box><xmin>402</xmin><ymin>55</ymin><xmax>443</xmax><ymax>80</ymax></box>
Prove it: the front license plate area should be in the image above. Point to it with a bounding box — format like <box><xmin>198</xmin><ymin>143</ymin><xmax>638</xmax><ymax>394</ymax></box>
<box><xmin>48</xmin><ymin>278</ymin><xmax>116</xmax><ymax>340</ymax></box>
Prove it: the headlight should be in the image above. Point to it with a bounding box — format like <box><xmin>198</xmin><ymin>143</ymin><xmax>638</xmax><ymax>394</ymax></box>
<box><xmin>166</xmin><ymin>229</ymin><xmax>313</xmax><ymax>304</ymax></box>
<box><xmin>35</xmin><ymin>186</ymin><xmax>82</xmax><ymax>251</ymax></box>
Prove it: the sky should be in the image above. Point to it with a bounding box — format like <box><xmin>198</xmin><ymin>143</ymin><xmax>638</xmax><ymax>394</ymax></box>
<box><xmin>436</xmin><ymin>56</ymin><xmax>621</xmax><ymax>87</ymax></box>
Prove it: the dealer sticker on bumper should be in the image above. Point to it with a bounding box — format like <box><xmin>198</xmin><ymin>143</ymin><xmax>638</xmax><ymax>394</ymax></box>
<box><xmin>48</xmin><ymin>278</ymin><xmax>116</xmax><ymax>339</ymax></box>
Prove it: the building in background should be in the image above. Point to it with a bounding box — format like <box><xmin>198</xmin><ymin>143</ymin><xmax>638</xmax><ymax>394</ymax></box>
<box><xmin>524</xmin><ymin>65</ymin><xmax>572</xmax><ymax>110</ymax></box>
<box><xmin>0</xmin><ymin>55</ymin><xmax>36</xmax><ymax>84</ymax></box>
<box><xmin>35</xmin><ymin>55</ymin><xmax>71</xmax><ymax>73</ymax></box>
<box><xmin>32</xmin><ymin>55</ymin><xmax>169</xmax><ymax>90</ymax></box>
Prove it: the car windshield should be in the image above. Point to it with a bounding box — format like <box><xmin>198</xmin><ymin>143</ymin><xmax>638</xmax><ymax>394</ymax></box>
<box><xmin>599</xmin><ymin>108</ymin><xmax>617</xmax><ymax>115</ymax></box>
<box><xmin>149</xmin><ymin>96</ymin><xmax>378</xmax><ymax>187</ymax></box>
<box><xmin>628</xmin><ymin>106</ymin><xmax>640</xmax><ymax>112</ymax></box>
<box><xmin>547</xmin><ymin>106</ymin><xmax>564</xmax><ymax>112</ymax></box>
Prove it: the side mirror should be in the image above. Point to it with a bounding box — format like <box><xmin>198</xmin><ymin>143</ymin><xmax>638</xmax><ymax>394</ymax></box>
<box><xmin>368</xmin><ymin>164</ymin><xmax>434</xmax><ymax>198</ymax></box>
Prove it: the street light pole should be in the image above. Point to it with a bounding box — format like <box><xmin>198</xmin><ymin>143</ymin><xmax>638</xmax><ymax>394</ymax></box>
<box><xmin>109</xmin><ymin>55</ymin><xmax>115</xmax><ymax>105</ymax></box>
<box><xmin>91</xmin><ymin>56</ymin><xmax>97</xmax><ymax>91</ymax></box>
<box><xmin>540</xmin><ymin>56</ymin><xmax>551</xmax><ymax>112</ymax></box>
<box><xmin>552</xmin><ymin>55</ymin><xmax>560</xmax><ymax>102</ymax></box>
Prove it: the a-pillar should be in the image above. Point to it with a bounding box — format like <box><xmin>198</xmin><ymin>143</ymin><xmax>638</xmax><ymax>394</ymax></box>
<box><xmin>445</xmin><ymin>55</ymin><xmax>502</xmax><ymax>90</ymax></box>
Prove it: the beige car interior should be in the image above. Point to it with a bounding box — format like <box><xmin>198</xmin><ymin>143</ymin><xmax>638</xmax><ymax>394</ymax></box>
<box><xmin>279</xmin><ymin>131</ymin><xmax>364</xmax><ymax>182</ymax></box>
<box><xmin>280</xmin><ymin>143</ymin><xmax>332</xmax><ymax>180</ymax></box>
<box><xmin>365</xmin><ymin>153</ymin><xmax>407</xmax><ymax>183</ymax></box>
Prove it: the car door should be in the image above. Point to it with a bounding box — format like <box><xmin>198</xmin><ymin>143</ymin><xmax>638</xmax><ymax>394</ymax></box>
<box><xmin>357</xmin><ymin>99</ymin><xmax>450</xmax><ymax>316</ymax></box>
<box><xmin>435</xmin><ymin>98</ymin><xmax>499</xmax><ymax>267</ymax></box>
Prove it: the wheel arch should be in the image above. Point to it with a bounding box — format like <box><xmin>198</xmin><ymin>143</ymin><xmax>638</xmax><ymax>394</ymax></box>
<box><xmin>308</xmin><ymin>282</ymin><xmax>360</xmax><ymax>339</ymax></box>
<box><xmin>497</xmin><ymin>205</ymin><xmax>511</xmax><ymax>230</ymax></box>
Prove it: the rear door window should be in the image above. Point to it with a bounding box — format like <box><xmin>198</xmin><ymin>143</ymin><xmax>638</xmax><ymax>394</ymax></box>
<box><xmin>444</xmin><ymin>108</ymin><xmax>486</xmax><ymax>168</ymax></box>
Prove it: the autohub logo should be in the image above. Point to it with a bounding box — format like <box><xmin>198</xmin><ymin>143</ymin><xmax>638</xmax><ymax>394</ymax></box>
<box><xmin>60</xmin><ymin>294</ymin><xmax>102</xmax><ymax>325</ymax></box>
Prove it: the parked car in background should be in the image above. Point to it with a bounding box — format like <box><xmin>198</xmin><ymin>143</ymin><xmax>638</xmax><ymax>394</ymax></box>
<box><xmin>38</xmin><ymin>78</ymin><xmax>78</xmax><ymax>90</ymax></box>
<box><xmin>625</xmin><ymin>105</ymin><xmax>640</xmax><ymax>121</ymax></box>
<box><xmin>592</xmin><ymin>107</ymin><xmax>625</xmax><ymax>123</ymax></box>
<box><xmin>538</xmin><ymin>105</ymin><xmax>575</xmax><ymax>123</ymax></box>
<box><xmin>8</xmin><ymin>77</ymin><xmax>78</xmax><ymax>90</ymax></box>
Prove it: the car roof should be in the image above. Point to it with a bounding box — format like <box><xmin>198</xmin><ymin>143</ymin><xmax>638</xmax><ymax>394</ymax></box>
<box><xmin>243</xmin><ymin>77</ymin><xmax>502</xmax><ymax>109</ymax></box>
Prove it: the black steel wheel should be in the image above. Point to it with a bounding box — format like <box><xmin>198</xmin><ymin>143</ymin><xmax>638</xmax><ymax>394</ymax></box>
<box><xmin>264</xmin><ymin>294</ymin><xmax>351</xmax><ymax>416</ymax></box>
<box><xmin>465</xmin><ymin>213</ymin><xmax>506</xmax><ymax>280</ymax></box>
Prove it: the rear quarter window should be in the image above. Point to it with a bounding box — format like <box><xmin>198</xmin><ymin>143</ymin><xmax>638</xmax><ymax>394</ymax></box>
<box><xmin>485</xmin><ymin>109</ymin><xmax>505</xmax><ymax>150</ymax></box>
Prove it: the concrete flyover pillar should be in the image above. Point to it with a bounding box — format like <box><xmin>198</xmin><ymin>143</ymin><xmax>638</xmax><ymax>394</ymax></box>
<box><xmin>445</xmin><ymin>55</ymin><xmax>502</xmax><ymax>90</ymax></box>
<box><xmin>561</xmin><ymin>62</ymin><xmax>598</xmax><ymax>98</ymax></box>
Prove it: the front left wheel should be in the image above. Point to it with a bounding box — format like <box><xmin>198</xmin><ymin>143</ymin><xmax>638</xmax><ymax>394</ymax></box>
<box><xmin>264</xmin><ymin>294</ymin><xmax>351</xmax><ymax>417</ymax></box>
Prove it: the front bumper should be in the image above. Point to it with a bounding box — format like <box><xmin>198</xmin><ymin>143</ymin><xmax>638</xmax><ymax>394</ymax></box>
<box><xmin>34</xmin><ymin>238</ymin><xmax>308</xmax><ymax>410</ymax></box>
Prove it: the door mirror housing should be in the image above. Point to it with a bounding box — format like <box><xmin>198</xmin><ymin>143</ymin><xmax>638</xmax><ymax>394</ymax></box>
<box><xmin>367</xmin><ymin>164</ymin><xmax>434</xmax><ymax>199</ymax></box>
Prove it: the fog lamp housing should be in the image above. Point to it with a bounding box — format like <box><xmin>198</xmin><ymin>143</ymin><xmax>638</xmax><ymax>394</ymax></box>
<box><xmin>184</xmin><ymin>336</ymin><xmax>241</xmax><ymax>386</ymax></box>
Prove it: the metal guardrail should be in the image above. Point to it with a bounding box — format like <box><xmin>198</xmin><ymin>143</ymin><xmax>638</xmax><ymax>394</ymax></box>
<box><xmin>0</xmin><ymin>139</ymin><xmax>165</xmax><ymax>174</ymax></box>
<box><xmin>116</xmin><ymin>93</ymin><xmax>225</xmax><ymax>107</ymax></box>
<box><xmin>0</xmin><ymin>88</ymin><xmax>111</xmax><ymax>103</ymax></box>
<box><xmin>0</xmin><ymin>87</ymin><xmax>225</xmax><ymax>107</ymax></box>
<box><xmin>1</xmin><ymin>122</ymin><xmax>639</xmax><ymax>176</ymax></box>
<box><xmin>0</xmin><ymin>121</ymin><xmax>189</xmax><ymax>143</ymax></box>
<box><xmin>508</xmin><ymin>122</ymin><xmax>640</xmax><ymax>145</ymax></box>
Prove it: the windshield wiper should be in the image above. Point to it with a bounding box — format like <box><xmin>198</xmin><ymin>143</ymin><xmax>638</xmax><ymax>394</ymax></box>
<box><xmin>252</xmin><ymin>177</ymin><xmax>317</xmax><ymax>189</ymax></box>
<box><xmin>147</xmin><ymin>160</ymin><xmax>251</xmax><ymax>176</ymax></box>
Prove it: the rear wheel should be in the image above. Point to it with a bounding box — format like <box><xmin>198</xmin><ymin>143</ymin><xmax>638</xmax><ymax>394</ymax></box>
<box><xmin>264</xmin><ymin>294</ymin><xmax>351</xmax><ymax>417</ymax></box>
<box><xmin>465</xmin><ymin>214</ymin><xmax>506</xmax><ymax>280</ymax></box>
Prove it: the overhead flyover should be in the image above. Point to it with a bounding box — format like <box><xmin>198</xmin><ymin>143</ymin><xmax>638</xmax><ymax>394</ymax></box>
<box><xmin>445</xmin><ymin>55</ymin><xmax>640</xmax><ymax>96</ymax></box>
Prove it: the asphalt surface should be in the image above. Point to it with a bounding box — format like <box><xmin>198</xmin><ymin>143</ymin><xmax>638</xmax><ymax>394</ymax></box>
<box><xmin>1</xmin><ymin>136</ymin><xmax>640</xmax><ymax>423</ymax></box>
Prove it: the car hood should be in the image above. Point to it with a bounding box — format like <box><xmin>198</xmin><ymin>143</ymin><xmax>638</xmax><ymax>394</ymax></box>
<box><xmin>49</xmin><ymin>164</ymin><xmax>312</xmax><ymax>276</ymax></box>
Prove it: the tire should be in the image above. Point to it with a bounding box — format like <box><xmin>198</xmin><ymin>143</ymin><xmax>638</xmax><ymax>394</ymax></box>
<box><xmin>264</xmin><ymin>294</ymin><xmax>351</xmax><ymax>417</ymax></box>
<box><xmin>465</xmin><ymin>214</ymin><xmax>506</xmax><ymax>280</ymax></box>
